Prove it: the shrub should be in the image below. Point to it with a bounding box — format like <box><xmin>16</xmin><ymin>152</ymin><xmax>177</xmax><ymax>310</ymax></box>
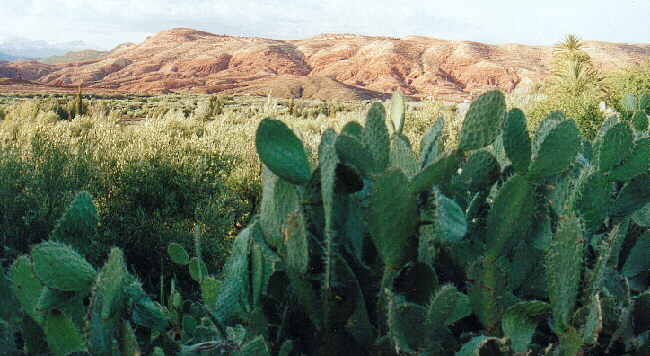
<box><xmin>0</xmin><ymin>108</ymin><xmax>256</xmax><ymax>293</ymax></box>
<box><xmin>606</xmin><ymin>59</ymin><xmax>650</xmax><ymax>115</ymax></box>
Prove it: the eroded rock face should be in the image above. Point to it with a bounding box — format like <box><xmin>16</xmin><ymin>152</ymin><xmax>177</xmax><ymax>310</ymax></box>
<box><xmin>1</xmin><ymin>28</ymin><xmax>649</xmax><ymax>100</ymax></box>
<box><xmin>0</xmin><ymin>60</ymin><xmax>56</xmax><ymax>81</ymax></box>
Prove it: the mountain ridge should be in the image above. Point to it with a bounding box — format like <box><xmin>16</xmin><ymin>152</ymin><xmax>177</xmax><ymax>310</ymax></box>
<box><xmin>1</xmin><ymin>28</ymin><xmax>649</xmax><ymax>101</ymax></box>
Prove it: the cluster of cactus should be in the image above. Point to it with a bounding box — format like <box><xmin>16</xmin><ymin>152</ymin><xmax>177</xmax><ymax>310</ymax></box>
<box><xmin>190</xmin><ymin>90</ymin><xmax>649</xmax><ymax>355</ymax></box>
<box><xmin>0</xmin><ymin>191</ymin><xmax>285</xmax><ymax>355</ymax></box>
<box><xmin>1</xmin><ymin>88</ymin><xmax>648</xmax><ymax>355</ymax></box>
<box><xmin>0</xmin><ymin>192</ymin><xmax>172</xmax><ymax>355</ymax></box>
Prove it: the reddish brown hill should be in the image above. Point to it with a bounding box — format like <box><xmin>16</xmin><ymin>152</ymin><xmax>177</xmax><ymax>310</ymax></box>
<box><xmin>1</xmin><ymin>28</ymin><xmax>649</xmax><ymax>101</ymax></box>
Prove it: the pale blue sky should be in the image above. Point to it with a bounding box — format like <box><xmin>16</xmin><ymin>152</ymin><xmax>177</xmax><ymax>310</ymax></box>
<box><xmin>1</xmin><ymin>0</ymin><xmax>648</xmax><ymax>49</ymax></box>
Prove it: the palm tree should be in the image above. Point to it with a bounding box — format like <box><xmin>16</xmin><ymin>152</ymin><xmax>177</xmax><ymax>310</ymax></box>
<box><xmin>554</xmin><ymin>34</ymin><xmax>583</xmax><ymax>56</ymax></box>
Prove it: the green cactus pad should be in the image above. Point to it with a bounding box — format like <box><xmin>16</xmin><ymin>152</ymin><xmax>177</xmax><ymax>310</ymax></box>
<box><xmin>434</xmin><ymin>191</ymin><xmax>467</xmax><ymax>243</ymax></box>
<box><xmin>259</xmin><ymin>166</ymin><xmax>301</xmax><ymax>248</ymax></box>
<box><xmin>319</xmin><ymin>129</ymin><xmax>339</xmax><ymax>269</ymax></box>
<box><xmin>362</xmin><ymin>102</ymin><xmax>391</xmax><ymax>173</ymax></box>
<box><xmin>255</xmin><ymin>118</ymin><xmax>311</xmax><ymax>185</ymax></box>
<box><xmin>546</xmin><ymin>215</ymin><xmax>584</xmax><ymax>330</ymax></box>
<box><xmin>575</xmin><ymin>171</ymin><xmax>611</xmax><ymax>232</ymax></box>
<box><xmin>633</xmin><ymin>291</ymin><xmax>650</xmax><ymax>335</ymax></box>
<box><xmin>251</xmin><ymin>234</ymin><xmax>280</xmax><ymax>306</ymax></box>
<box><xmin>455</xmin><ymin>335</ymin><xmax>504</xmax><ymax>356</ymax></box>
<box><xmin>387</xmin><ymin>291</ymin><xmax>433</xmax><ymax>353</ymax></box>
<box><xmin>580</xmin><ymin>295</ymin><xmax>603</xmax><ymax>345</ymax></box>
<box><xmin>612</xmin><ymin>173</ymin><xmax>650</xmax><ymax>217</ymax></box>
<box><xmin>335</xmin><ymin>134</ymin><xmax>377</xmax><ymax>176</ymax></box>
<box><xmin>485</xmin><ymin>174</ymin><xmax>535</xmax><ymax>259</ymax></box>
<box><xmin>419</xmin><ymin>117</ymin><xmax>445</xmax><ymax>169</ymax></box>
<box><xmin>119</xmin><ymin>320</ymin><xmax>140</xmax><ymax>356</ymax></box>
<box><xmin>341</xmin><ymin>121</ymin><xmax>364</xmax><ymax>139</ymax></box>
<box><xmin>426</xmin><ymin>284</ymin><xmax>471</xmax><ymax>328</ymax></box>
<box><xmin>390</xmin><ymin>90</ymin><xmax>405</xmax><ymax>134</ymax></box>
<box><xmin>49</xmin><ymin>191</ymin><xmax>98</xmax><ymax>257</ymax></box>
<box><xmin>558</xmin><ymin>327</ymin><xmax>585</xmax><ymax>356</ymax></box>
<box><xmin>502</xmin><ymin>301</ymin><xmax>550</xmax><ymax>353</ymax></box>
<box><xmin>44</xmin><ymin>311</ymin><xmax>86</xmax><ymax>356</ymax></box>
<box><xmin>389</xmin><ymin>134</ymin><xmax>418</xmax><ymax>178</ymax></box>
<box><xmin>632</xmin><ymin>110</ymin><xmax>648</xmax><ymax>131</ymax></box>
<box><xmin>283</xmin><ymin>212</ymin><xmax>309</xmax><ymax>275</ymax></box>
<box><xmin>31</xmin><ymin>241</ymin><xmax>96</xmax><ymax>292</ymax></box>
<box><xmin>338</xmin><ymin>256</ymin><xmax>374</xmax><ymax>347</ymax></box>
<box><xmin>468</xmin><ymin>258</ymin><xmax>506</xmax><ymax>332</ymax></box>
<box><xmin>10</xmin><ymin>256</ymin><xmax>44</xmax><ymax>322</ymax></box>
<box><xmin>200</xmin><ymin>277</ymin><xmax>220</xmax><ymax>305</ymax></box>
<box><xmin>622</xmin><ymin>231</ymin><xmax>650</xmax><ymax>278</ymax></box>
<box><xmin>214</xmin><ymin>222</ymin><xmax>254</xmax><ymax>323</ymax></box>
<box><xmin>528</xmin><ymin>120</ymin><xmax>580</xmax><ymax>180</ymax></box>
<box><xmin>503</xmin><ymin>109</ymin><xmax>531</xmax><ymax>175</ymax></box>
<box><xmin>632</xmin><ymin>203</ymin><xmax>650</xmax><ymax>227</ymax></box>
<box><xmin>131</xmin><ymin>294</ymin><xmax>168</xmax><ymax>332</ymax></box>
<box><xmin>88</xmin><ymin>292</ymin><xmax>118</xmax><ymax>356</ymax></box>
<box><xmin>621</xmin><ymin>93</ymin><xmax>638</xmax><ymax>112</ymax></box>
<box><xmin>411</xmin><ymin>150</ymin><xmax>462</xmax><ymax>194</ymax></box>
<box><xmin>189</xmin><ymin>257</ymin><xmax>208</xmax><ymax>283</ymax></box>
<box><xmin>608</xmin><ymin>137</ymin><xmax>650</xmax><ymax>182</ymax></box>
<box><xmin>599</xmin><ymin>122</ymin><xmax>634</xmax><ymax>173</ymax></box>
<box><xmin>458</xmin><ymin>90</ymin><xmax>506</xmax><ymax>151</ymax></box>
<box><xmin>240</xmin><ymin>335</ymin><xmax>271</xmax><ymax>355</ymax></box>
<box><xmin>36</xmin><ymin>288</ymin><xmax>76</xmax><ymax>312</ymax></box>
<box><xmin>167</xmin><ymin>242</ymin><xmax>190</xmax><ymax>265</ymax></box>
<box><xmin>457</xmin><ymin>150</ymin><xmax>500</xmax><ymax>192</ymax></box>
<box><xmin>95</xmin><ymin>248</ymin><xmax>129</xmax><ymax>320</ymax></box>
<box><xmin>368</xmin><ymin>169</ymin><xmax>418</xmax><ymax>269</ymax></box>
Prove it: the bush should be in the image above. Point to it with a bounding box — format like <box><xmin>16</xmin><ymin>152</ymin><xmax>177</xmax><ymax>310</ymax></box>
<box><xmin>0</xmin><ymin>109</ymin><xmax>256</xmax><ymax>292</ymax></box>
<box><xmin>606</xmin><ymin>59</ymin><xmax>650</xmax><ymax>115</ymax></box>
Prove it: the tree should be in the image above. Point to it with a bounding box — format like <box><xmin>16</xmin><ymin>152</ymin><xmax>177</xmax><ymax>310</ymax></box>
<box><xmin>528</xmin><ymin>34</ymin><xmax>606</xmax><ymax>138</ymax></box>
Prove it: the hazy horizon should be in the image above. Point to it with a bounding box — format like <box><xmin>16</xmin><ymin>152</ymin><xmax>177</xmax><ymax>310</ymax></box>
<box><xmin>1</xmin><ymin>0</ymin><xmax>649</xmax><ymax>50</ymax></box>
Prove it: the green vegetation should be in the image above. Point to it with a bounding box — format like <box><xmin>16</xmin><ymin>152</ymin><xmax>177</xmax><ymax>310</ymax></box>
<box><xmin>528</xmin><ymin>35</ymin><xmax>607</xmax><ymax>138</ymax></box>
<box><xmin>0</xmin><ymin>86</ymin><xmax>648</xmax><ymax>355</ymax></box>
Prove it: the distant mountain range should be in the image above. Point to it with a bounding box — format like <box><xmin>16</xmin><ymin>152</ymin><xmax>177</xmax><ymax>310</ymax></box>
<box><xmin>0</xmin><ymin>52</ymin><xmax>19</xmax><ymax>62</ymax></box>
<box><xmin>0</xmin><ymin>37</ymin><xmax>94</xmax><ymax>60</ymax></box>
<box><xmin>40</xmin><ymin>50</ymin><xmax>109</xmax><ymax>65</ymax></box>
<box><xmin>1</xmin><ymin>28</ymin><xmax>649</xmax><ymax>101</ymax></box>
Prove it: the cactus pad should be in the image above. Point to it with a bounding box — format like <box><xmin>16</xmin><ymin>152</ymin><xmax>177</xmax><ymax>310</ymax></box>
<box><xmin>458</xmin><ymin>90</ymin><xmax>506</xmax><ymax>151</ymax></box>
<box><xmin>255</xmin><ymin>118</ymin><xmax>311</xmax><ymax>185</ymax></box>
<box><xmin>503</xmin><ymin>109</ymin><xmax>531</xmax><ymax>175</ymax></box>
<box><xmin>31</xmin><ymin>241</ymin><xmax>96</xmax><ymax>292</ymax></box>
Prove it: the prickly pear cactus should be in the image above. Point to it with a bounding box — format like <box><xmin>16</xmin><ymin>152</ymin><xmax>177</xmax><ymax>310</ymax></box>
<box><xmin>4</xmin><ymin>89</ymin><xmax>648</xmax><ymax>356</ymax></box>
<box><xmin>204</xmin><ymin>89</ymin><xmax>649</xmax><ymax>356</ymax></box>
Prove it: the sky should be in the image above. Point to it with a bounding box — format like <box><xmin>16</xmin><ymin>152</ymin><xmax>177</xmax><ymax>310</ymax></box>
<box><xmin>1</xmin><ymin>0</ymin><xmax>649</xmax><ymax>50</ymax></box>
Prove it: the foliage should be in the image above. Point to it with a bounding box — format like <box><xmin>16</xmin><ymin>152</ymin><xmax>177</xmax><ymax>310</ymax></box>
<box><xmin>529</xmin><ymin>34</ymin><xmax>606</xmax><ymax>138</ymax></box>
<box><xmin>1</xmin><ymin>88</ymin><xmax>648</xmax><ymax>355</ymax></box>
<box><xmin>160</xmin><ymin>89</ymin><xmax>647</xmax><ymax>355</ymax></box>
<box><xmin>606</xmin><ymin>59</ymin><xmax>650</xmax><ymax>115</ymax></box>
<box><xmin>0</xmin><ymin>103</ymin><xmax>256</xmax><ymax>293</ymax></box>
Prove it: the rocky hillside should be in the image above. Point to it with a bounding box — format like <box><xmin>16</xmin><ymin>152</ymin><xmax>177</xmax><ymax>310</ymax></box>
<box><xmin>1</xmin><ymin>28</ymin><xmax>649</xmax><ymax>101</ymax></box>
